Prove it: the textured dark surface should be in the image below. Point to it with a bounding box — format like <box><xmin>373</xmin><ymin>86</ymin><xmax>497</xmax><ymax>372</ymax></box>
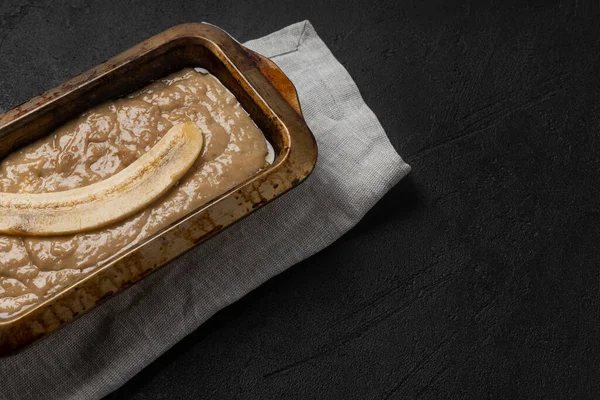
<box><xmin>2</xmin><ymin>0</ymin><xmax>600</xmax><ymax>399</ymax></box>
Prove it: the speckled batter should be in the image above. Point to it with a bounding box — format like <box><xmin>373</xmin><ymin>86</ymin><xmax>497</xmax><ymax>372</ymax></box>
<box><xmin>0</xmin><ymin>68</ymin><xmax>267</xmax><ymax>318</ymax></box>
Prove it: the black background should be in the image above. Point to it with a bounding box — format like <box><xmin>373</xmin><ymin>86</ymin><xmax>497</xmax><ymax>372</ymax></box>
<box><xmin>2</xmin><ymin>0</ymin><xmax>600</xmax><ymax>399</ymax></box>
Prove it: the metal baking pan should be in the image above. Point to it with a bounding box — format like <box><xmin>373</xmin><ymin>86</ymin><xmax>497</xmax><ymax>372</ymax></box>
<box><xmin>0</xmin><ymin>23</ymin><xmax>317</xmax><ymax>354</ymax></box>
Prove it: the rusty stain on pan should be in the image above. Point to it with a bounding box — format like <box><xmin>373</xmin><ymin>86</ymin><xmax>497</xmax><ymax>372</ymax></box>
<box><xmin>0</xmin><ymin>23</ymin><xmax>317</xmax><ymax>355</ymax></box>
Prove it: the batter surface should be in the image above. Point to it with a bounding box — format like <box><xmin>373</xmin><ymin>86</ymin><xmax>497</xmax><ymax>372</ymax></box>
<box><xmin>0</xmin><ymin>68</ymin><xmax>267</xmax><ymax>318</ymax></box>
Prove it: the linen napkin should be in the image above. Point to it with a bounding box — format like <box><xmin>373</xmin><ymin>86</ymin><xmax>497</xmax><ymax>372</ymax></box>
<box><xmin>0</xmin><ymin>20</ymin><xmax>410</xmax><ymax>400</ymax></box>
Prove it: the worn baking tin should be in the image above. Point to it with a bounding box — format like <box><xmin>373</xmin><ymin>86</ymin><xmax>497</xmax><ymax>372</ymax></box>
<box><xmin>0</xmin><ymin>23</ymin><xmax>317</xmax><ymax>354</ymax></box>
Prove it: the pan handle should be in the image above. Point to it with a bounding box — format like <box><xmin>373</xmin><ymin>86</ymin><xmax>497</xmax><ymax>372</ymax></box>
<box><xmin>242</xmin><ymin>48</ymin><xmax>303</xmax><ymax>117</ymax></box>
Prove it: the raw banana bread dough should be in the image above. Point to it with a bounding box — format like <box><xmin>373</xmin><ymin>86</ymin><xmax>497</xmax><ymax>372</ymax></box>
<box><xmin>0</xmin><ymin>68</ymin><xmax>267</xmax><ymax>318</ymax></box>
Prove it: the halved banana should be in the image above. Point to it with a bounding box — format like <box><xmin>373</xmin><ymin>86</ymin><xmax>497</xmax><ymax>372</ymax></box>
<box><xmin>0</xmin><ymin>122</ymin><xmax>204</xmax><ymax>236</ymax></box>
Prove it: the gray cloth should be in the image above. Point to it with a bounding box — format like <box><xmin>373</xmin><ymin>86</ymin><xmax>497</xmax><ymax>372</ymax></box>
<box><xmin>0</xmin><ymin>21</ymin><xmax>410</xmax><ymax>400</ymax></box>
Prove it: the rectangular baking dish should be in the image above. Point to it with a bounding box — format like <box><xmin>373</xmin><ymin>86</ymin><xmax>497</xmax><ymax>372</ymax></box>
<box><xmin>0</xmin><ymin>23</ymin><xmax>317</xmax><ymax>354</ymax></box>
